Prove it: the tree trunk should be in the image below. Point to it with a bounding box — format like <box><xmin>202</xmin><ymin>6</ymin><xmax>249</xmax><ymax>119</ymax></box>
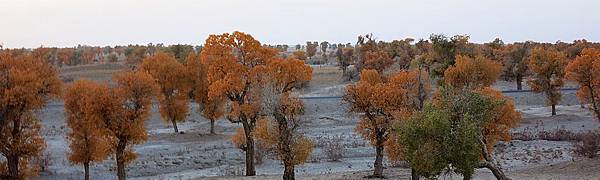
<box><xmin>84</xmin><ymin>162</ymin><xmax>90</xmax><ymax>180</ymax></box>
<box><xmin>7</xmin><ymin>155</ymin><xmax>19</xmax><ymax>179</ymax></box>
<box><xmin>551</xmin><ymin>104</ymin><xmax>557</xmax><ymax>116</ymax></box>
<box><xmin>411</xmin><ymin>168</ymin><xmax>419</xmax><ymax>180</ymax></box>
<box><xmin>275</xmin><ymin>112</ymin><xmax>295</xmax><ymax>180</ymax></box>
<box><xmin>8</xmin><ymin>118</ymin><xmax>21</xmax><ymax>179</ymax></box>
<box><xmin>587</xmin><ymin>85</ymin><xmax>600</xmax><ymax>121</ymax></box>
<box><xmin>116</xmin><ymin>142</ymin><xmax>127</xmax><ymax>180</ymax></box>
<box><xmin>283</xmin><ymin>164</ymin><xmax>295</xmax><ymax>180</ymax></box>
<box><xmin>210</xmin><ymin>119</ymin><xmax>215</xmax><ymax>134</ymax></box>
<box><xmin>244</xmin><ymin>131</ymin><xmax>256</xmax><ymax>176</ymax></box>
<box><xmin>479</xmin><ymin>161</ymin><xmax>510</xmax><ymax>180</ymax></box>
<box><xmin>371</xmin><ymin>142</ymin><xmax>384</xmax><ymax>178</ymax></box>
<box><xmin>478</xmin><ymin>137</ymin><xmax>510</xmax><ymax>180</ymax></box>
<box><xmin>516</xmin><ymin>77</ymin><xmax>522</xmax><ymax>91</ymax></box>
<box><xmin>171</xmin><ymin>120</ymin><xmax>179</xmax><ymax>133</ymax></box>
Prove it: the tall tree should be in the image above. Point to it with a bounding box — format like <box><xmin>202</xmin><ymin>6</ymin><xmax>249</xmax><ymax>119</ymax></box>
<box><xmin>201</xmin><ymin>31</ymin><xmax>278</xmax><ymax>176</ymax></box>
<box><xmin>527</xmin><ymin>47</ymin><xmax>567</xmax><ymax>116</ymax></box>
<box><xmin>566</xmin><ymin>48</ymin><xmax>600</xmax><ymax>121</ymax></box>
<box><xmin>140</xmin><ymin>52</ymin><xmax>191</xmax><ymax>133</ymax></box>
<box><xmin>0</xmin><ymin>52</ymin><xmax>62</xmax><ymax>179</ymax></box>
<box><xmin>401</xmin><ymin>87</ymin><xmax>514</xmax><ymax>180</ymax></box>
<box><xmin>320</xmin><ymin>41</ymin><xmax>329</xmax><ymax>61</ymax></box>
<box><xmin>502</xmin><ymin>43</ymin><xmax>529</xmax><ymax>90</ymax></box>
<box><xmin>440</xmin><ymin>51</ymin><xmax>521</xmax><ymax>180</ymax></box>
<box><xmin>444</xmin><ymin>55</ymin><xmax>503</xmax><ymax>89</ymax></box>
<box><xmin>186</xmin><ymin>53</ymin><xmax>225</xmax><ymax>134</ymax></box>
<box><xmin>255</xmin><ymin>57</ymin><xmax>313</xmax><ymax>180</ymax></box>
<box><xmin>64</xmin><ymin>80</ymin><xmax>111</xmax><ymax>180</ymax></box>
<box><xmin>342</xmin><ymin>69</ymin><xmax>427</xmax><ymax>178</ymax></box>
<box><xmin>337</xmin><ymin>48</ymin><xmax>354</xmax><ymax>80</ymax></box>
<box><xmin>306</xmin><ymin>42</ymin><xmax>317</xmax><ymax>60</ymax></box>
<box><xmin>105</xmin><ymin>71</ymin><xmax>158</xmax><ymax>180</ymax></box>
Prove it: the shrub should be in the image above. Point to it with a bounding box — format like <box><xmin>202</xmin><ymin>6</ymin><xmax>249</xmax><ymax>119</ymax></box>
<box><xmin>512</xmin><ymin>127</ymin><xmax>581</xmax><ymax>142</ymax></box>
<box><xmin>573</xmin><ymin>130</ymin><xmax>600</xmax><ymax>158</ymax></box>
<box><xmin>320</xmin><ymin>135</ymin><xmax>347</xmax><ymax>162</ymax></box>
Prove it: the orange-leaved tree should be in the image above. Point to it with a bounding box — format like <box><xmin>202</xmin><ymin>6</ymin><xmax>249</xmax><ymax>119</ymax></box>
<box><xmin>201</xmin><ymin>31</ymin><xmax>278</xmax><ymax>176</ymax></box>
<box><xmin>292</xmin><ymin>51</ymin><xmax>307</xmax><ymax>61</ymax></box>
<box><xmin>0</xmin><ymin>52</ymin><xmax>61</xmax><ymax>179</ymax></box>
<box><xmin>566</xmin><ymin>48</ymin><xmax>600</xmax><ymax>121</ymax></box>
<box><xmin>64</xmin><ymin>80</ymin><xmax>111</xmax><ymax>180</ymax></box>
<box><xmin>306</xmin><ymin>42</ymin><xmax>317</xmax><ymax>60</ymax></box>
<box><xmin>254</xmin><ymin>57</ymin><xmax>313</xmax><ymax>180</ymax></box>
<box><xmin>363</xmin><ymin>50</ymin><xmax>394</xmax><ymax>74</ymax></box>
<box><xmin>444</xmin><ymin>55</ymin><xmax>503</xmax><ymax>89</ymax></box>
<box><xmin>527</xmin><ymin>47</ymin><xmax>567</xmax><ymax>116</ymax></box>
<box><xmin>343</xmin><ymin>69</ymin><xmax>426</xmax><ymax>178</ymax></box>
<box><xmin>502</xmin><ymin>43</ymin><xmax>530</xmax><ymax>90</ymax></box>
<box><xmin>186</xmin><ymin>53</ymin><xmax>225</xmax><ymax>134</ymax></box>
<box><xmin>106</xmin><ymin>71</ymin><xmax>158</xmax><ymax>180</ymax></box>
<box><xmin>385</xmin><ymin>69</ymin><xmax>431</xmax><ymax>165</ymax></box>
<box><xmin>477</xmin><ymin>88</ymin><xmax>522</xmax><ymax>152</ymax></box>
<box><xmin>140</xmin><ymin>52</ymin><xmax>191</xmax><ymax>133</ymax></box>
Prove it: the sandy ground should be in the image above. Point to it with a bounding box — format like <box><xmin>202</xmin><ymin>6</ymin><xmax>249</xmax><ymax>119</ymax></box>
<box><xmin>32</xmin><ymin>64</ymin><xmax>600</xmax><ymax>180</ymax></box>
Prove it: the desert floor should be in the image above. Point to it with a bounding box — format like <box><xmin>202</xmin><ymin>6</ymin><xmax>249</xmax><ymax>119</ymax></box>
<box><xmin>35</xmin><ymin>63</ymin><xmax>599</xmax><ymax>180</ymax></box>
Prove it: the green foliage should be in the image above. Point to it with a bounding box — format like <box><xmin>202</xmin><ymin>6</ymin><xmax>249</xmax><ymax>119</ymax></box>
<box><xmin>427</xmin><ymin>34</ymin><xmax>474</xmax><ymax>80</ymax></box>
<box><xmin>165</xmin><ymin>44</ymin><xmax>195</xmax><ymax>63</ymax></box>
<box><xmin>399</xmin><ymin>105</ymin><xmax>451</xmax><ymax>178</ymax></box>
<box><xmin>399</xmin><ymin>87</ymin><xmax>504</xmax><ymax>179</ymax></box>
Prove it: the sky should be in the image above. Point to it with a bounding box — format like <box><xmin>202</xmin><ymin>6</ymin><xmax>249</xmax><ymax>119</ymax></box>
<box><xmin>1</xmin><ymin>0</ymin><xmax>599</xmax><ymax>48</ymax></box>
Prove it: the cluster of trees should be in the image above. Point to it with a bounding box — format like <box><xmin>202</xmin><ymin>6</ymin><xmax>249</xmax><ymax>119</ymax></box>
<box><xmin>201</xmin><ymin>32</ymin><xmax>313</xmax><ymax>179</ymax></box>
<box><xmin>340</xmin><ymin>34</ymin><xmax>600</xmax><ymax>117</ymax></box>
<box><xmin>2</xmin><ymin>44</ymin><xmax>201</xmax><ymax>68</ymax></box>
<box><xmin>343</xmin><ymin>50</ymin><xmax>522</xmax><ymax>179</ymax></box>
<box><xmin>340</xmin><ymin>34</ymin><xmax>600</xmax><ymax>179</ymax></box>
<box><xmin>2</xmin><ymin>32</ymin><xmax>600</xmax><ymax>180</ymax></box>
<box><xmin>316</xmin><ymin>34</ymin><xmax>598</xmax><ymax>91</ymax></box>
<box><xmin>0</xmin><ymin>31</ymin><xmax>314</xmax><ymax>180</ymax></box>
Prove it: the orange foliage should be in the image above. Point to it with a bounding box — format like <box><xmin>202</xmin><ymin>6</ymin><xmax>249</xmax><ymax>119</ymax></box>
<box><xmin>566</xmin><ymin>48</ymin><xmax>600</xmax><ymax>121</ymax></box>
<box><xmin>292</xmin><ymin>51</ymin><xmax>307</xmax><ymax>61</ymax></box>
<box><xmin>57</xmin><ymin>48</ymin><xmax>75</xmax><ymax>66</ymax></box>
<box><xmin>265</xmin><ymin>58</ymin><xmax>313</xmax><ymax>91</ymax></box>
<box><xmin>64</xmin><ymin>80</ymin><xmax>111</xmax><ymax>179</ymax></box>
<box><xmin>385</xmin><ymin>69</ymin><xmax>431</xmax><ymax>163</ymax></box>
<box><xmin>343</xmin><ymin>69</ymin><xmax>429</xmax><ymax>176</ymax></box>
<box><xmin>201</xmin><ymin>31</ymin><xmax>277</xmax><ymax>176</ymax></box>
<box><xmin>186</xmin><ymin>52</ymin><xmax>225</xmax><ymax>134</ymax></box>
<box><xmin>0</xmin><ymin>52</ymin><xmax>61</xmax><ymax>179</ymax></box>
<box><xmin>477</xmin><ymin>87</ymin><xmax>522</xmax><ymax>152</ymax></box>
<box><xmin>140</xmin><ymin>52</ymin><xmax>190</xmax><ymax>133</ymax></box>
<box><xmin>527</xmin><ymin>47</ymin><xmax>567</xmax><ymax>115</ymax></box>
<box><xmin>106</xmin><ymin>71</ymin><xmax>158</xmax><ymax>180</ymax></box>
<box><xmin>444</xmin><ymin>55</ymin><xmax>502</xmax><ymax>89</ymax></box>
<box><xmin>363</xmin><ymin>51</ymin><xmax>394</xmax><ymax>73</ymax></box>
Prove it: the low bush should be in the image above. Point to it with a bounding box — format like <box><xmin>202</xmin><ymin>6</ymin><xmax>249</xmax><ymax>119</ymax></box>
<box><xmin>319</xmin><ymin>135</ymin><xmax>347</xmax><ymax>162</ymax></box>
<box><xmin>573</xmin><ymin>130</ymin><xmax>600</xmax><ymax>158</ymax></box>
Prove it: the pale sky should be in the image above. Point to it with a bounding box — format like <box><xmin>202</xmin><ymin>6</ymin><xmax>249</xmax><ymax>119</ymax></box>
<box><xmin>1</xmin><ymin>0</ymin><xmax>599</xmax><ymax>48</ymax></box>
